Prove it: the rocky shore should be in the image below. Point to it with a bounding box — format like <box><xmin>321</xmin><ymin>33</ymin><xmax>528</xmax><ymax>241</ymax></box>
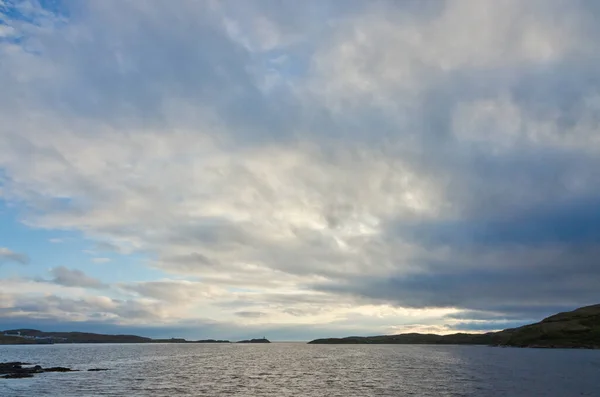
<box><xmin>0</xmin><ymin>362</ymin><xmax>108</xmax><ymax>379</ymax></box>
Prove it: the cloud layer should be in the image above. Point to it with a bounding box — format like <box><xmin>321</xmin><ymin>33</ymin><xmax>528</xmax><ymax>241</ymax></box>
<box><xmin>1</xmin><ymin>0</ymin><xmax>599</xmax><ymax>338</ymax></box>
<box><xmin>0</xmin><ymin>247</ymin><xmax>29</xmax><ymax>265</ymax></box>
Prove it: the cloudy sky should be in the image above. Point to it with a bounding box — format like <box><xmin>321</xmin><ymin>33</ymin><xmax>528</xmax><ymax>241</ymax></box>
<box><xmin>1</xmin><ymin>0</ymin><xmax>599</xmax><ymax>341</ymax></box>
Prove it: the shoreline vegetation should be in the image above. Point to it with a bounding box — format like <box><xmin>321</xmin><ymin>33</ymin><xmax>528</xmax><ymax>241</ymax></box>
<box><xmin>308</xmin><ymin>304</ymin><xmax>600</xmax><ymax>349</ymax></box>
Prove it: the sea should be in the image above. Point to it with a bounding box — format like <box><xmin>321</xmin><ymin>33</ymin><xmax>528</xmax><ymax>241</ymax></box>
<box><xmin>1</xmin><ymin>343</ymin><xmax>599</xmax><ymax>396</ymax></box>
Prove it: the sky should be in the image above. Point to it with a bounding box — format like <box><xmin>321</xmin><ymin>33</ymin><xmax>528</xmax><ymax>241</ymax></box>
<box><xmin>1</xmin><ymin>0</ymin><xmax>600</xmax><ymax>341</ymax></box>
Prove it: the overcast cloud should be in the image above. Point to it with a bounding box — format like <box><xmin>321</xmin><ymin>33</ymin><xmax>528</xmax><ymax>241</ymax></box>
<box><xmin>0</xmin><ymin>0</ymin><xmax>599</xmax><ymax>339</ymax></box>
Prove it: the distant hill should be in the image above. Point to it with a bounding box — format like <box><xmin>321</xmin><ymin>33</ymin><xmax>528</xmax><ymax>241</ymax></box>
<box><xmin>1</xmin><ymin>329</ymin><xmax>152</xmax><ymax>344</ymax></box>
<box><xmin>308</xmin><ymin>304</ymin><xmax>600</xmax><ymax>349</ymax></box>
<box><xmin>0</xmin><ymin>329</ymin><xmax>231</xmax><ymax>344</ymax></box>
<box><xmin>308</xmin><ymin>332</ymin><xmax>497</xmax><ymax>345</ymax></box>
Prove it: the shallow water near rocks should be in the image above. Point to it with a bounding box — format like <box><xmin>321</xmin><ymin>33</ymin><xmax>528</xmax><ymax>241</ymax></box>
<box><xmin>1</xmin><ymin>343</ymin><xmax>599</xmax><ymax>396</ymax></box>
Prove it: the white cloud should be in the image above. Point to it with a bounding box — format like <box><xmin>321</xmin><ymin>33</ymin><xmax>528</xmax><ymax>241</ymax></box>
<box><xmin>308</xmin><ymin>0</ymin><xmax>592</xmax><ymax>106</ymax></box>
<box><xmin>0</xmin><ymin>24</ymin><xmax>16</xmax><ymax>38</ymax></box>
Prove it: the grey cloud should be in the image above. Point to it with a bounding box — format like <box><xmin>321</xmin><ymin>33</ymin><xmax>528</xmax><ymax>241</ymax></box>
<box><xmin>281</xmin><ymin>308</ymin><xmax>310</xmax><ymax>317</ymax></box>
<box><xmin>121</xmin><ymin>280</ymin><xmax>215</xmax><ymax>303</ymax></box>
<box><xmin>389</xmin><ymin>196</ymin><xmax>600</xmax><ymax>247</ymax></box>
<box><xmin>162</xmin><ymin>253</ymin><xmax>217</xmax><ymax>267</ymax></box>
<box><xmin>0</xmin><ymin>1</ymin><xmax>298</xmax><ymax>150</ymax></box>
<box><xmin>312</xmin><ymin>243</ymin><xmax>600</xmax><ymax>321</ymax></box>
<box><xmin>443</xmin><ymin>305</ymin><xmax>574</xmax><ymax>324</ymax></box>
<box><xmin>235</xmin><ymin>311</ymin><xmax>266</xmax><ymax>318</ymax></box>
<box><xmin>49</xmin><ymin>266</ymin><xmax>106</xmax><ymax>289</ymax></box>
<box><xmin>0</xmin><ymin>293</ymin><xmax>162</xmax><ymax>323</ymax></box>
<box><xmin>94</xmin><ymin>241</ymin><xmax>123</xmax><ymax>253</ymax></box>
<box><xmin>445</xmin><ymin>321</ymin><xmax>527</xmax><ymax>332</ymax></box>
<box><xmin>0</xmin><ymin>248</ymin><xmax>29</xmax><ymax>265</ymax></box>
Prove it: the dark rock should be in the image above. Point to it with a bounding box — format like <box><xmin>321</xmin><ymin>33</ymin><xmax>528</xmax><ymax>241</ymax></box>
<box><xmin>2</xmin><ymin>373</ymin><xmax>34</xmax><ymax>379</ymax></box>
<box><xmin>44</xmin><ymin>367</ymin><xmax>75</xmax><ymax>372</ymax></box>
<box><xmin>1</xmin><ymin>362</ymin><xmax>79</xmax><ymax>379</ymax></box>
<box><xmin>87</xmin><ymin>368</ymin><xmax>109</xmax><ymax>371</ymax></box>
<box><xmin>0</xmin><ymin>362</ymin><xmax>43</xmax><ymax>376</ymax></box>
<box><xmin>0</xmin><ymin>362</ymin><xmax>24</xmax><ymax>373</ymax></box>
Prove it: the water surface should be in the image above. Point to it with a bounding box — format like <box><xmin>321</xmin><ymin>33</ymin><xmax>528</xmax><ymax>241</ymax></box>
<box><xmin>1</xmin><ymin>343</ymin><xmax>598</xmax><ymax>396</ymax></box>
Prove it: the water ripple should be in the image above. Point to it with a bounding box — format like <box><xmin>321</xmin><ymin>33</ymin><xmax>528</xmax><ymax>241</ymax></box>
<box><xmin>1</xmin><ymin>343</ymin><xmax>599</xmax><ymax>396</ymax></box>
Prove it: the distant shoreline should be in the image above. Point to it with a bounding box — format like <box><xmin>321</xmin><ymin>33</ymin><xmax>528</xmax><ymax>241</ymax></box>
<box><xmin>308</xmin><ymin>304</ymin><xmax>600</xmax><ymax>349</ymax></box>
<box><xmin>3</xmin><ymin>304</ymin><xmax>598</xmax><ymax>349</ymax></box>
<box><xmin>0</xmin><ymin>331</ymin><xmax>269</xmax><ymax>345</ymax></box>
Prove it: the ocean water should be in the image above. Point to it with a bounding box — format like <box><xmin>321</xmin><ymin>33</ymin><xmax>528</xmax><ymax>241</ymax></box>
<box><xmin>1</xmin><ymin>343</ymin><xmax>599</xmax><ymax>396</ymax></box>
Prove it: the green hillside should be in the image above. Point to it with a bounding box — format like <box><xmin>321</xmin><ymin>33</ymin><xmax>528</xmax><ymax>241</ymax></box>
<box><xmin>309</xmin><ymin>304</ymin><xmax>600</xmax><ymax>348</ymax></box>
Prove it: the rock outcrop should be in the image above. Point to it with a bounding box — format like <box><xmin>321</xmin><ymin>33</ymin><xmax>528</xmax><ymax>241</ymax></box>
<box><xmin>0</xmin><ymin>362</ymin><xmax>108</xmax><ymax>379</ymax></box>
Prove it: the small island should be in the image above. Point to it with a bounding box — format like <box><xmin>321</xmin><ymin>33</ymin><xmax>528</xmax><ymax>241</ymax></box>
<box><xmin>309</xmin><ymin>304</ymin><xmax>600</xmax><ymax>349</ymax></box>
<box><xmin>237</xmin><ymin>337</ymin><xmax>271</xmax><ymax>343</ymax></box>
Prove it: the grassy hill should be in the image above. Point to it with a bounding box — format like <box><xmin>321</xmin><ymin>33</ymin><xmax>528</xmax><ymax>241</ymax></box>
<box><xmin>0</xmin><ymin>329</ymin><xmax>231</xmax><ymax>344</ymax></box>
<box><xmin>308</xmin><ymin>304</ymin><xmax>600</xmax><ymax>348</ymax></box>
<box><xmin>2</xmin><ymin>329</ymin><xmax>152</xmax><ymax>343</ymax></box>
<box><xmin>493</xmin><ymin>304</ymin><xmax>600</xmax><ymax>348</ymax></box>
<box><xmin>0</xmin><ymin>334</ymin><xmax>38</xmax><ymax>345</ymax></box>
